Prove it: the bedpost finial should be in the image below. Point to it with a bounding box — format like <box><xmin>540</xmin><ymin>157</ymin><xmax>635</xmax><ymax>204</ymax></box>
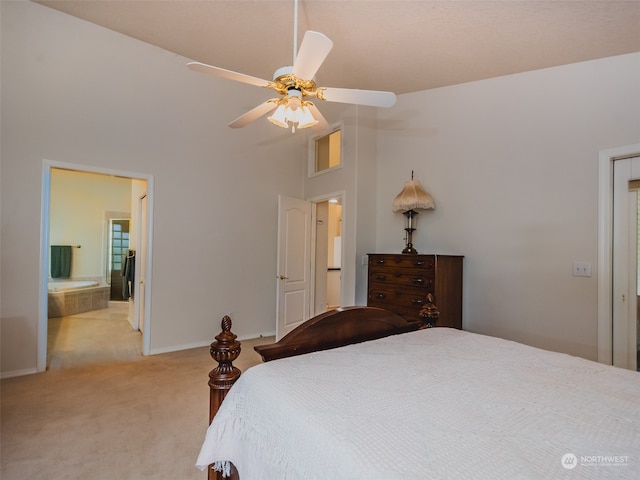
<box><xmin>215</xmin><ymin>315</ymin><xmax>238</xmax><ymax>347</ymax></box>
<box><xmin>210</xmin><ymin>315</ymin><xmax>241</xmax><ymax>389</ymax></box>
<box><xmin>211</xmin><ymin>315</ymin><xmax>241</xmax><ymax>364</ymax></box>
<box><xmin>221</xmin><ymin>314</ymin><xmax>232</xmax><ymax>333</ymax></box>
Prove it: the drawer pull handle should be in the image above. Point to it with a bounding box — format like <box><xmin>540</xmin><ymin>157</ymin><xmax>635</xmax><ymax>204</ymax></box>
<box><xmin>375</xmin><ymin>274</ymin><xmax>386</xmax><ymax>281</ymax></box>
<box><xmin>411</xmin><ymin>299</ymin><xmax>424</xmax><ymax>305</ymax></box>
<box><xmin>375</xmin><ymin>260</ymin><xmax>385</xmax><ymax>265</ymax></box>
<box><xmin>413</xmin><ymin>278</ymin><xmax>424</xmax><ymax>285</ymax></box>
<box><xmin>375</xmin><ymin>293</ymin><xmax>385</xmax><ymax>300</ymax></box>
<box><xmin>414</xmin><ymin>261</ymin><xmax>434</xmax><ymax>268</ymax></box>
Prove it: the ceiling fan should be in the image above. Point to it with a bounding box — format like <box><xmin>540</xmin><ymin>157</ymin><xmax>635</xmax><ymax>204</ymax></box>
<box><xmin>187</xmin><ymin>0</ymin><xmax>396</xmax><ymax>133</ymax></box>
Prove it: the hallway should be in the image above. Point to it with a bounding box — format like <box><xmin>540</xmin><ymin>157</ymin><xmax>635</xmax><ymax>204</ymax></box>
<box><xmin>47</xmin><ymin>302</ymin><xmax>142</xmax><ymax>369</ymax></box>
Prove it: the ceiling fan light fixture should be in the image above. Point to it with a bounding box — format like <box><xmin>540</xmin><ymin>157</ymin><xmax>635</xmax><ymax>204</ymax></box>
<box><xmin>285</xmin><ymin>94</ymin><xmax>302</xmax><ymax>122</ymax></box>
<box><xmin>287</xmin><ymin>90</ymin><xmax>303</xmax><ymax>107</ymax></box>
<box><xmin>286</xmin><ymin>106</ymin><xmax>300</xmax><ymax>124</ymax></box>
<box><xmin>267</xmin><ymin>104</ymin><xmax>289</xmax><ymax>128</ymax></box>
<box><xmin>267</xmin><ymin>92</ymin><xmax>318</xmax><ymax>132</ymax></box>
<box><xmin>297</xmin><ymin>105</ymin><xmax>318</xmax><ymax>129</ymax></box>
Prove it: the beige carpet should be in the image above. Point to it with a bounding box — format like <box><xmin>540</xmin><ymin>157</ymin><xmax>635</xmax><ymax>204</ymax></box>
<box><xmin>46</xmin><ymin>302</ymin><xmax>143</xmax><ymax>368</ymax></box>
<box><xmin>1</xmin><ymin>305</ymin><xmax>271</xmax><ymax>480</ymax></box>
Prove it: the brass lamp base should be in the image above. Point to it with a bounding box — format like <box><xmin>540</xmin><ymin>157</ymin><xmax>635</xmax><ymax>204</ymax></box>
<box><xmin>402</xmin><ymin>228</ymin><xmax>417</xmax><ymax>254</ymax></box>
<box><xmin>402</xmin><ymin>210</ymin><xmax>418</xmax><ymax>254</ymax></box>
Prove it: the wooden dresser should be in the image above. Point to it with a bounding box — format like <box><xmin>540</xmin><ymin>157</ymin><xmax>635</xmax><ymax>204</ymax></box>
<box><xmin>367</xmin><ymin>254</ymin><xmax>463</xmax><ymax>329</ymax></box>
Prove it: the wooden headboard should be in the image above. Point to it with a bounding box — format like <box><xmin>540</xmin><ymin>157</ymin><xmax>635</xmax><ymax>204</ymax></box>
<box><xmin>254</xmin><ymin>306</ymin><xmax>424</xmax><ymax>362</ymax></box>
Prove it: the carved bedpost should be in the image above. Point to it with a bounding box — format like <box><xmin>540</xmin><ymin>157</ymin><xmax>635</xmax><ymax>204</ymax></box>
<box><xmin>209</xmin><ymin>315</ymin><xmax>241</xmax><ymax>422</ymax></box>
<box><xmin>208</xmin><ymin>315</ymin><xmax>241</xmax><ymax>480</ymax></box>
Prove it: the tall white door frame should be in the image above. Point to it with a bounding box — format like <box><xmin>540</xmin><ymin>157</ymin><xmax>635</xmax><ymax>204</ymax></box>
<box><xmin>38</xmin><ymin>160</ymin><xmax>154</xmax><ymax>372</ymax></box>
<box><xmin>597</xmin><ymin>143</ymin><xmax>640</xmax><ymax>366</ymax></box>
<box><xmin>275</xmin><ymin>191</ymin><xmax>346</xmax><ymax>340</ymax></box>
<box><xmin>612</xmin><ymin>157</ymin><xmax>639</xmax><ymax>369</ymax></box>
<box><xmin>137</xmin><ymin>193</ymin><xmax>148</xmax><ymax>334</ymax></box>
<box><xmin>308</xmin><ymin>191</ymin><xmax>345</xmax><ymax>316</ymax></box>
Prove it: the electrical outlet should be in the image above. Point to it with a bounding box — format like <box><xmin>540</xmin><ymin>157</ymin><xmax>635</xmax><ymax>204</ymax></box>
<box><xmin>572</xmin><ymin>262</ymin><xmax>592</xmax><ymax>277</ymax></box>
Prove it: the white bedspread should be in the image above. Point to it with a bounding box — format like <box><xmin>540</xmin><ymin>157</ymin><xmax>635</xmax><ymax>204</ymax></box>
<box><xmin>196</xmin><ymin>328</ymin><xmax>640</xmax><ymax>479</ymax></box>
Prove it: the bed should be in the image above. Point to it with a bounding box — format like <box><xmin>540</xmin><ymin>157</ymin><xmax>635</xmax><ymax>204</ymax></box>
<box><xmin>197</xmin><ymin>303</ymin><xmax>640</xmax><ymax>479</ymax></box>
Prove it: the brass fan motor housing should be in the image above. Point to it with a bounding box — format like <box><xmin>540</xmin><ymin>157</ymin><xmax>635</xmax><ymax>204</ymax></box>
<box><xmin>268</xmin><ymin>73</ymin><xmax>321</xmax><ymax>99</ymax></box>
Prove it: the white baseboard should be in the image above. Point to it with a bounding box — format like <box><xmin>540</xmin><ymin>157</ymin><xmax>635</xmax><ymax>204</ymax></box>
<box><xmin>1</xmin><ymin>367</ymin><xmax>39</xmax><ymax>379</ymax></box>
<box><xmin>245</xmin><ymin>331</ymin><xmax>276</xmax><ymax>340</ymax></box>
<box><xmin>148</xmin><ymin>341</ymin><xmax>210</xmax><ymax>356</ymax></box>
<box><xmin>148</xmin><ymin>332</ymin><xmax>276</xmax><ymax>356</ymax></box>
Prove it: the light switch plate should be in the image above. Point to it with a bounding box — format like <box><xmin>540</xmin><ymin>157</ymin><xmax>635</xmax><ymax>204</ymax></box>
<box><xmin>572</xmin><ymin>262</ymin><xmax>592</xmax><ymax>277</ymax></box>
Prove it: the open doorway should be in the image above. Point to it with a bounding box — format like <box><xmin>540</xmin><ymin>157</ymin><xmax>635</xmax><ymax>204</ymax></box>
<box><xmin>313</xmin><ymin>197</ymin><xmax>342</xmax><ymax>316</ymax></box>
<box><xmin>39</xmin><ymin>161</ymin><xmax>153</xmax><ymax>372</ymax></box>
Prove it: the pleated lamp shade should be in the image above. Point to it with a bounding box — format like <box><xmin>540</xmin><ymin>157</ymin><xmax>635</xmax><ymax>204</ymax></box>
<box><xmin>392</xmin><ymin>179</ymin><xmax>435</xmax><ymax>212</ymax></box>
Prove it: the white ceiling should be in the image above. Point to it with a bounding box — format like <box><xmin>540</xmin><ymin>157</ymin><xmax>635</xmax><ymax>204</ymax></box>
<box><xmin>36</xmin><ymin>0</ymin><xmax>640</xmax><ymax>95</ymax></box>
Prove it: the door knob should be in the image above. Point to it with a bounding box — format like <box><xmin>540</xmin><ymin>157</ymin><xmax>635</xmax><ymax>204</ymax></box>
<box><xmin>278</xmin><ymin>275</ymin><xmax>288</xmax><ymax>280</ymax></box>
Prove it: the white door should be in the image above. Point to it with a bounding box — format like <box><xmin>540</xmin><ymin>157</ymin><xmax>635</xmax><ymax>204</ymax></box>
<box><xmin>138</xmin><ymin>194</ymin><xmax>148</xmax><ymax>333</ymax></box>
<box><xmin>612</xmin><ymin>157</ymin><xmax>639</xmax><ymax>370</ymax></box>
<box><xmin>276</xmin><ymin>195</ymin><xmax>312</xmax><ymax>340</ymax></box>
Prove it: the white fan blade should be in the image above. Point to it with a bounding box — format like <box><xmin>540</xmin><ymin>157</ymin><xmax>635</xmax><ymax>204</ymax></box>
<box><xmin>307</xmin><ymin>104</ymin><xmax>331</xmax><ymax>132</ymax></box>
<box><xmin>228</xmin><ymin>100</ymin><xmax>277</xmax><ymax>128</ymax></box>
<box><xmin>318</xmin><ymin>87</ymin><xmax>397</xmax><ymax>108</ymax></box>
<box><xmin>187</xmin><ymin>62</ymin><xmax>270</xmax><ymax>88</ymax></box>
<box><xmin>292</xmin><ymin>31</ymin><xmax>333</xmax><ymax>80</ymax></box>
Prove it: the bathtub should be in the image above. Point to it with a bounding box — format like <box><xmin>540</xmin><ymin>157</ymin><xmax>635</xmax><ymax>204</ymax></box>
<box><xmin>47</xmin><ymin>280</ymin><xmax>110</xmax><ymax>318</ymax></box>
<box><xmin>48</xmin><ymin>280</ymin><xmax>99</xmax><ymax>292</ymax></box>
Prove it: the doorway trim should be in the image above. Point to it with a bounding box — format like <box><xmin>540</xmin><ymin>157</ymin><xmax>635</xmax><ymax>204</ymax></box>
<box><xmin>308</xmin><ymin>190</ymin><xmax>346</xmax><ymax>314</ymax></box>
<box><xmin>38</xmin><ymin>159</ymin><xmax>154</xmax><ymax>372</ymax></box>
<box><xmin>597</xmin><ymin>143</ymin><xmax>640</xmax><ymax>365</ymax></box>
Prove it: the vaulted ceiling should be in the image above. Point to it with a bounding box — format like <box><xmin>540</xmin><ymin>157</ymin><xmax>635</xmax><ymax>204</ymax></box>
<box><xmin>36</xmin><ymin>1</ymin><xmax>640</xmax><ymax>95</ymax></box>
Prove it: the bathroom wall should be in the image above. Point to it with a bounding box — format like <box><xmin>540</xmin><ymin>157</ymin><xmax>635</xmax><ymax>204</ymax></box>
<box><xmin>50</xmin><ymin>169</ymin><xmax>132</xmax><ymax>282</ymax></box>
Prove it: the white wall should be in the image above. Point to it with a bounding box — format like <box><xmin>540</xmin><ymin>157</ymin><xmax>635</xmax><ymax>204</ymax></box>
<box><xmin>377</xmin><ymin>53</ymin><xmax>640</xmax><ymax>360</ymax></box>
<box><xmin>1</xmin><ymin>1</ymin><xmax>309</xmax><ymax>376</ymax></box>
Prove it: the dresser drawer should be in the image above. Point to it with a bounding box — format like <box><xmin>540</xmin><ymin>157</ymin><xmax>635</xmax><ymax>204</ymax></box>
<box><xmin>368</xmin><ymin>254</ymin><xmax>435</xmax><ymax>270</ymax></box>
<box><xmin>368</xmin><ymin>287</ymin><xmax>432</xmax><ymax>310</ymax></box>
<box><xmin>368</xmin><ymin>269</ymin><xmax>434</xmax><ymax>289</ymax></box>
